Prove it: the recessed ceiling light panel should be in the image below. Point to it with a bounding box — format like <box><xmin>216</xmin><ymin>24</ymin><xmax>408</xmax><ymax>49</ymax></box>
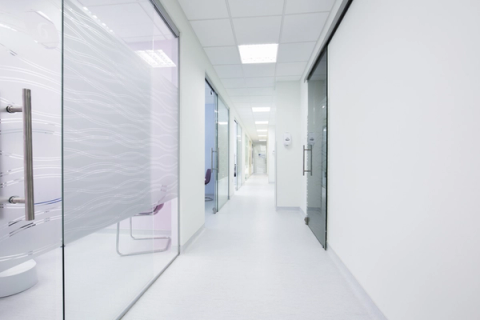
<box><xmin>135</xmin><ymin>50</ymin><xmax>176</xmax><ymax>68</ymax></box>
<box><xmin>252</xmin><ymin>107</ymin><xmax>271</xmax><ymax>112</ymax></box>
<box><xmin>257</xmin><ymin>129</ymin><xmax>267</xmax><ymax>132</ymax></box>
<box><xmin>239</xmin><ymin>44</ymin><xmax>278</xmax><ymax>64</ymax></box>
<box><xmin>255</xmin><ymin>121</ymin><xmax>269</xmax><ymax>124</ymax></box>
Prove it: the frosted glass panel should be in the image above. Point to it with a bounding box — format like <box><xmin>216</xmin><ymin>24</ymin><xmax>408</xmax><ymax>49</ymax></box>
<box><xmin>0</xmin><ymin>0</ymin><xmax>63</xmax><ymax>318</ymax></box>
<box><xmin>63</xmin><ymin>0</ymin><xmax>179</xmax><ymax>318</ymax></box>
<box><xmin>217</xmin><ymin>99</ymin><xmax>229</xmax><ymax>210</ymax></box>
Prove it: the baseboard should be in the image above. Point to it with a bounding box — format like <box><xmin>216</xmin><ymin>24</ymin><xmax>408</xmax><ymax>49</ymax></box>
<box><xmin>327</xmin><ymin>245</ymin><xmax>388</xmax><ymax>320</ymax></box>
<box><xmin>299</xmin><ymin>207</ymin><xmax>306</xmax><ymax>217</ymax></box>
<box><xmin>180</xmin><ymin>225</ymin><xmax>205</xmax><ymax>254</ymax></box>
<box><xmin>276</xmin><ymin>206</ymin><xmax>301</xmax><ymax>211</ymax></box>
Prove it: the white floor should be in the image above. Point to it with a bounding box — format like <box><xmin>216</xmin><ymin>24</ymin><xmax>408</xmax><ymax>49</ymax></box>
<box><xmin>0</xmin><ymin>231</ymin><xmax>177</xmax><ymax>320</ymax></box>
<box><xmin>124</xmin><ymin>174</ymin><xmax>374</xmax><ymax>320</ymax></box>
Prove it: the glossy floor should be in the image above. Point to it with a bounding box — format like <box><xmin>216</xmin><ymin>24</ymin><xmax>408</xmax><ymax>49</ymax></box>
<box><xmin>124</xmin><ymin>174</ymin><xmax>374</xmax><ymax>320</ymax></box>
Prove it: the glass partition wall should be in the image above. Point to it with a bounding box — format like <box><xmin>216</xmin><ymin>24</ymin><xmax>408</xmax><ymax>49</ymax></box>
<box><xmin>205</xmin><ymin>81</ymin><xmax>217</xmax><ymax>212</ymax></box>
<box><xmin>0</xmin><ymin>0</ymin><xmax>63</xmax><ymax>318</ymax></box>
<box><xmin>216</xmin><ymin>99</ymin><xmax>229</xmax><ymax>212</ymax></box>
<box><xmin>305</xmin><ymin>51</ymin><xmax>328</xmax><ymax>248</ymax></box>
<box><xmin>0</xmin><ymin>0</ymin><xmax>179</xmax><ymax>318</ymax></box>
<box><xmin>236</xmin><ymin>123</ymin><xmax>242</xmax><ymax>190</ymax></box>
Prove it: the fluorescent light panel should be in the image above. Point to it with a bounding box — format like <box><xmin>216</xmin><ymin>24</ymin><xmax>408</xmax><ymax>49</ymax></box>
<box><xmin>258</xmin><ymin>135</ymin><xmax>267</xmax><ymax>137</ymax></box>
<box><xmin>257</xmin><ymin>129</ymin><xmax>267</xmax><ymax>132</ymax></box>
<box><xmin>135</xmin><ymin>50</ymin><xmax>176</xmax><ymax>68</ymax></box>
<box><xmin>239</xmin><ymin>44</ymin><xmax>278</xmax><ymax>64</ymax></box>
<box><xmin>252</xmin><ymin>107</ymin><xmax>270</xmax><ymax>112</ymax></box>
<box><xmin>255</xmin><ymin>121</ymin><xmax>268</xmax><ymax>124</ymax></box>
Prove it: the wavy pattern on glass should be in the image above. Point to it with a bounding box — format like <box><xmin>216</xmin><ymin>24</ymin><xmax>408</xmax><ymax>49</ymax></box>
<box><xmin>0</xmin><ymin>1</ymin><xmax>62</xmax><ymax>273</ymax></box>
<box><xmin>63</xmin><ymin>1</ymin><xmax>178</xmax><ymax>244</ymax></box>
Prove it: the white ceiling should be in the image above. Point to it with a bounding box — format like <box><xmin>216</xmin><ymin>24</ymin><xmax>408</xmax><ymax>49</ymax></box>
<box><xmin>178</xmin><ymin>0</ymin><xmax>335</xmax><ymax>140</ymax></box>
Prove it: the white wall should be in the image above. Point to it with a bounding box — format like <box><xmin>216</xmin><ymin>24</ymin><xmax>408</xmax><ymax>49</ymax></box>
<box><xmin>275</xmin><ymin>81</ymin><xmax>302</xmax><ymax>208</ymax></box>
<box><xmin>267</xmin><ymin>125</ymin><xmax>276</xmax><ymax>183</ymax></box>
<box><xmin>160</xmin><ymin>0</ymin><xmax>251</xmax><ymax>245</ymax></box>
<box><xmin>328</xmin><ymin>0</ymin><xmax>480</xmax><ymax>320</ymax></box>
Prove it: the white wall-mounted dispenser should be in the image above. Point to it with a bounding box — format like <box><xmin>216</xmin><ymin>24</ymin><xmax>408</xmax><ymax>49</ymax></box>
<box><xmin>283</xmin><ymin>132</ymin><xmax>291</xmax><ymax>146</ymax></box>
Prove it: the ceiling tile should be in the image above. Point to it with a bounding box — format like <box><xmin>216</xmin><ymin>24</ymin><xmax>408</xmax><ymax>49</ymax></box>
<box><xmin>190</xmin><ymin>19</ymin><xmax>236</xmax><ymax>47</ymax></box>
<box><xmin>228</xmin><ymin>0</ymin><xmax>284</xmax><ymax>17</ymax></box>
<box><xmin>276</xmin><ymin>62</ymin><xmax>307</xmax><ymax>76</ymax></box>
<box><xmin>250</xmin><ymin>96</ymin><xmax>274</xmax><ymax>103</ymax></box>
<box><xmin>178</xmin><ymin>0</ymin><xmax>229</xmax><ymax>20</ymax></box>
<box><xmin>81</xmin><ymin>0</ymin><xmax>131</xmax><ymax>4</ymax></box>
<box><xmin>233</xmin><ymin>16</ymin><xmax>282</xmax><ymax>45</ymax></box>
<box><xmin>253</xmin><ymin>114</ymin><xmax>270</xmax><ymax>121</ymax></box>
<box><xmin>250</xmin><ymin>101</ymin><xmax>273</xmax><ymax>108</ymax></box>
<box><xmin>205</xmin><ymin>46</ymin><xmax>241</xmax><ymax>65</ymax></box>
<box><xmin>231</xmin><ymin>96</ymin><xmax>251</xmax><ymax>103</ymax></box>
<box><xmin>221</xmin><ymin>78</ymin><xmax>246</xmax><ymax>88</ymax></box>
<box><xmin>247</xmin><ymin>87</ymin><xmax>276</xmax><ymax>95</ymax></box>
<box><xmin>285</xmin><ymin>0</ymin><xmax>335</xmax><ymax>14</ymax></box>
<box><xmin>245</xmin><ymin>77</ymin><xmax>275</xmax><ymax>88</ymax></box>
<box><xmin>235</xmin><ymin>102</ymin><xmax>252</xmax><ymax>108</ymax></box>
<box><xmin>280</xmin><ymin>13</ymin><xmax>329</xmax><ymax>43</ymax></box>
<box><xmin>276</xmin><ymin>75</ymin><xmax>302</xmax><ymax>81</ymax></box>
<box><xmin>228</xmin><ymin>88</ymin><xmax>249</xmax><ymax>96</ymax></box>
<box><xmin>277</xmin><ymin>42</ymin><xmax>316</xmax><ymax>62</ymax></box>
<box><xmin>242</xmin><ymin>63</ymin><xmax>276</xmax><ymax>77</ymax></box>
<box><xmin>214</xmin><ymin>65</ymin><xmax>244</xmax><ymax>78</ymax></box>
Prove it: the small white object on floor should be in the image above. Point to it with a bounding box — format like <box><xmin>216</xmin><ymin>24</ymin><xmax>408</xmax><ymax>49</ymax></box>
<box><xmin>0</xmin><ymin>260</ymin><xmax>38</xmax><ymax>298</ymax></box>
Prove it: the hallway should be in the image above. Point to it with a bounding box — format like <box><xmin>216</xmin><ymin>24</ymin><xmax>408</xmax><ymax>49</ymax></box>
<box><xmin>124</xmin><ymin>175</ymin><xmax>374</xmax><ymax>320</ymax></box>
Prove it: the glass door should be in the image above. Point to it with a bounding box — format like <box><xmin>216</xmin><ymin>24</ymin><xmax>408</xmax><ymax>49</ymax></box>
<box><xmin>215</xmin><ymin>98</ymin><xmax>229</xmax><ymax>212</ymax></box>
<box><xmin>236</xmin><ymin>123</ymin><xmax>242</xmax><ymax>190</ymax></box>
<box><xmin>205</xmin><ymin>81</ymin><xmax>217</xmax><ymax>212</ymax></box>
<box><xmin>305</xmin><ymin>52</ymin><xmax>328</xmax><ymax>248</ymax></box>
<box><xmin>62</xmin><ymin>0</ymin><xmax>179</xmax><ymax>318</ymax></box>
<box><xmin>1</xmin><ymin>1</ymin><xmax>179</xmax><ymax>319</ymax></box>
<box><xmin>0</xmin><ymin>0</ymin><xmax>63</xmax><ymax>318</ymax></box>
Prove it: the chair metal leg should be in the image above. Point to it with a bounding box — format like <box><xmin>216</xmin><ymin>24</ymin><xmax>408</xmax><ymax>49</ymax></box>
<box><xmin>116</xmin><ymin>218</ymin><xmax>171</xmax><ymax>257</ymax></box>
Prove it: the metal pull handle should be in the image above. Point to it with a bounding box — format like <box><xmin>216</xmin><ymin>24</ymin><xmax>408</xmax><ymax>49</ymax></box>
<box><xmin>211</xmin><ymin>148</ymin><xmax>217</xmax><ymax>171</ymax></box>
<box><xmin>309</xmin><ymin>146</ymin><xmax>313</xmax><ymax>176</ymax></box>
<box><xmin>216</xmin><ymin>147</ymin><xmax>219</xmax><ymax>172</ymax></box>
<box><xmin>303</xmin><ymin>145</ymin><xmax>312</xmax><ymax>176</ymax></box>
<box><xmin>6</xmin><ymin>89</ymin><xmax>35</xmax><ymax>221</ymax></box>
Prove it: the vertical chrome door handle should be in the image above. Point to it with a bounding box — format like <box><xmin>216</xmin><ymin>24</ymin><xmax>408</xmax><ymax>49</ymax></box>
<box><xmin>211</xmin><ymin>148</ymin><xmax>217</xmax><ymax>171</ymax></box>
<box><xmin>303</xmin><ymin>145</ymin><xmax>312</xmax><ymax>176</ymax></box>
<box><xmin>309</xmin><ymin>146</ymin><xmax>313</xmax><ymax>176</ymax></box>
<box><xmin>6</xmin><ymin>89</ymin><xmax>35</xmax><ymax>221</ymax></box>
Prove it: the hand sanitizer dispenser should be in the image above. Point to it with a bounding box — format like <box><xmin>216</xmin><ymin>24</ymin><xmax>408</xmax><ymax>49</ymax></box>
<box><xmin>283</xmin><ymin>132</ymin><xmax>291</xmax><ymax>146</ymax></box>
